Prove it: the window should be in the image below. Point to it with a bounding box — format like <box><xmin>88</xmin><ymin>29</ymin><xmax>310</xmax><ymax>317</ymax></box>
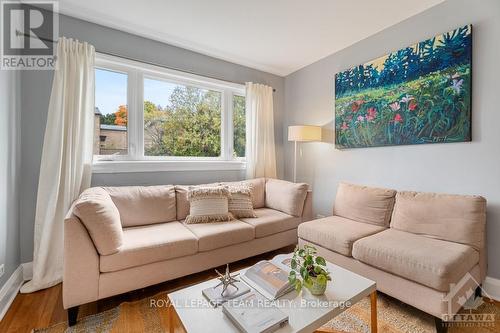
<box><xmin>93</xmin><ymin>54</ymin><xmax>246</xmax><ymax>172</ymax></box>
<box><xmin>94</xmin><ymin>68</ymin><xmax>128</xmax><ymax>156</ymax></box>
<box><xmin>232</xmin><ymin>95</ymin><xmax>246</xmax><ymax>158</ymax></box>
<box><xmin>143</xmin><ymin>78</ymin><xmax>222</xmax><ymax>157</ymax></box>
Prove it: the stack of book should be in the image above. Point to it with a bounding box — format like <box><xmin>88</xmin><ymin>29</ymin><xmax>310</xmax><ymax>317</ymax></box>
<box><xmin>221</xmin><ymin>254</ymin><xmax>294</xmax><ymax>333</ymax></box>
<box><xmin>222</xmin><ymin>291</ymin><xmax>289</xmax><ymax>333</ymax></box>
<box><xmin>202</xmin><ymin>281</ymin><xmax>251</xmax><ymax>306</ymax></box>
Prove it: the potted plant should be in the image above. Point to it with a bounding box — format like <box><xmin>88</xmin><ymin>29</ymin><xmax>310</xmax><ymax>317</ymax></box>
<box><xmin>288</xmin><ymin>244</ymin><xmax>331</xmax><ymax>295</ymax></box>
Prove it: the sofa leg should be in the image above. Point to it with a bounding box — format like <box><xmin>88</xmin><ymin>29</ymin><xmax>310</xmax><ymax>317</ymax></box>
<box><xmin>68</xmin><ymin>306</ymin><xmax>79</xmax><ymax>327</ymax></box>
<box><xmin>434</xmin><ymin>317</ymin><xmax>447</xmax><ymax>333</ymax></box>
<box><xmin>475</xmin><ymin>285</ymin><xmax>482</xmax><ymax>299</ymax></box>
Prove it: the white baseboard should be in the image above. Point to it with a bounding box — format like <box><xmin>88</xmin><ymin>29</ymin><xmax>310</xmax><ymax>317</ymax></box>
<box><xmin>0</xmin><ymin>262</ymin><xmax>33</xmax><ymax>321</ymax></box>
<box><xmin>483</xmin><ymin>276</ymin><xmax>500</xmax><ymax>301</ymax></box>
<box><xmin>0</xmin><ymin>266</ymin><xmax>24</xmax><ymax>321</ymax></box>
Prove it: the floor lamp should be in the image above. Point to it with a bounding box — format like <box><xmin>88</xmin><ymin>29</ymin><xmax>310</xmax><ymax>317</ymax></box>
<box><xmin>288</xmin><ymin>125</ymin><xmax>322</xmax><ymax>182</ymax></box>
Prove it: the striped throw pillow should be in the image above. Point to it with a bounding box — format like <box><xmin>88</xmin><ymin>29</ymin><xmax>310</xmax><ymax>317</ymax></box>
<box><xmin>185</xmin><ymin>186</ymin><xmax>233</xmax><ymax>224</ymax></box>
<box><xmin>228</xmin><ymin>182</ymin><xmax>257</xmax><ymax>218</ymax></box>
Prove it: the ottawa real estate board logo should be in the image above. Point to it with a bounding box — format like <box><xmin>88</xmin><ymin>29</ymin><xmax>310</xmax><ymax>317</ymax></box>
<box><xmin>1</xmin><ymin>0</ymin><xmax>58</xmax><ymax>70</ymax></box>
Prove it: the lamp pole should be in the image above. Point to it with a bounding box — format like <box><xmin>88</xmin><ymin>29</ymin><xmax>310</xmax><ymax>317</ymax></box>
<box><xmin>293</xmin><ymin>140</ymin><xmax>297</xmax><ymax>183</ymax></box>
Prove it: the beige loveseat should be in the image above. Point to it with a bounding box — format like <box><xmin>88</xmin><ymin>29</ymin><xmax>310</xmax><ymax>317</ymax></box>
<box><xmin>63</xmin><ymin>178</ymin><xmax>312</xmax><ymax>325</ymax></box>
<box><xmin>299</xmin><ymin>182</ymin><xmax>486</xmax><ymax>325</ymax></box>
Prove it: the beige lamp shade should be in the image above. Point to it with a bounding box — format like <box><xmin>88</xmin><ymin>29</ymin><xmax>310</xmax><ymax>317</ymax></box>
<box><xmin>288</xmin><ymin>125</ymin><xmax>322</xmax><ymax>142</ymax></box>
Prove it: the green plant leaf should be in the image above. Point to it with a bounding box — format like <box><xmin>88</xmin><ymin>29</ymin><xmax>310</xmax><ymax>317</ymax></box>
<box><xmin>300</xmin><ymin>267</ymin><xmax>307</xmax><ymax>280</ymax></box>
<box><xmin>314</xmin><ymin>266</ymin><xmax>322</xmax><ymax>274</ymax></box>
<box><xmin>295</xmin><ymin>280</ymin><xmax>302</xmax><ymax>292</ymax></box>
<box><xmin>315</xmin><ymin>256</ymin><xmax>326</xmax><ymax>266</ymax></box>
<box><xmin>317</xmin><ymin>274</ymin><xmax>327</xmax><ymax>285</ymax></box>
<box><xmin>298</xmin><ymin>249</ymin><xmax>305</xmax><ymax>257</ymax></box>
<box><xmin>291</xmin><ymin>258</ymin><xmax>297</xmax><ymax>269</ymax></box>
<box><xmin>304</xmin><ymin>277</ymin><xmax>313</xmax><ymax>289</ymax></box>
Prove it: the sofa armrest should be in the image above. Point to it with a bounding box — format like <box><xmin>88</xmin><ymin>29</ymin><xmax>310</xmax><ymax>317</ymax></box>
<box><xmin>480</xmin><ymin>228</ymin><xmax>487</xmax><ymax>282</ymax></box>
<box><xmin>301</xmin><ymin>190</ymin><xmax>313</xmax><ymax>222</ymax></box>
<box><xmin>63</xmin><ymin>214</ymin><xmax>100</xmax><ymax>309</ymax></box>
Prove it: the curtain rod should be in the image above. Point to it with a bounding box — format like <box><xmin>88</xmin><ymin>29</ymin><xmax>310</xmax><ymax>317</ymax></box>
<box><xmin>16</xmin><ymin>30</ymin><xmax>276</xmax><ymax>92</ymax></box>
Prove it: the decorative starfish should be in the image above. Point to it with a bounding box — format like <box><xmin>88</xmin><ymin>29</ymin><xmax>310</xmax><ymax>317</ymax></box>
<box><xmin>214</xmin><ymin>264</ymin><xmax>240</xmax><ymax>296</ymax></box>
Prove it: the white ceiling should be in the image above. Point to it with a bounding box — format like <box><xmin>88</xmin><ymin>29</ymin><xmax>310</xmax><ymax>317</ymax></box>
<box><xmin>59</xmin><ymin>0</ymin><xmax>444</xmax><ymax>76</ymax></box>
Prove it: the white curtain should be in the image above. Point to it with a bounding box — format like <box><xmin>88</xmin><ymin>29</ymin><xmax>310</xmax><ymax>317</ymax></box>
<box><xmin>21</xmin><ymin>38</ymin><xmax>95</xmax><ymax>293</ymax></box>
<box><xmin>245</xmin><ymin>82</ymin><xmax>277</xmax><ymax>179</ymax></box>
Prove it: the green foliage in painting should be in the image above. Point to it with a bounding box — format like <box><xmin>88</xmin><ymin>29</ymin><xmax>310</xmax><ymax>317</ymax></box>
<box><xmin>335</xmin><ymin>25</ymin><xmax>472</xmax><ymax>148</ymax></box>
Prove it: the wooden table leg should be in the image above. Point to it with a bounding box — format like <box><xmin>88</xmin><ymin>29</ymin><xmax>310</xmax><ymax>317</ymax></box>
<box><xmin>370</xmin><ymin>290</ymin><xmax>378</xmax><ymax>333</ymax></box>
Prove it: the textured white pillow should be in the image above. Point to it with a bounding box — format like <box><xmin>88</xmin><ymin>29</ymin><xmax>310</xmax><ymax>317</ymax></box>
<box><xmin>185</xmin><ymin>186</ymin><xmax>233</xmax><ymax>224</ymax></box>
<box><xmin>228</xmin><ymin>182</ymin><xmax>257</xmax><ymax>218</ymax></box>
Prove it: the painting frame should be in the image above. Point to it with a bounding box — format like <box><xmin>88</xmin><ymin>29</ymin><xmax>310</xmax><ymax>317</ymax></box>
<box><xmin>334</xmin><ymin>25</ymin><xmax>472</xmax><ymax>149</ymax></box>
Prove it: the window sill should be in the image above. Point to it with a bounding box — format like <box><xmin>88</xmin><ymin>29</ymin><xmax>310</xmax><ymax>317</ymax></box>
<box><xmin>92</xmin><ymin>160</ymin><xmax>246</xmax><ymax>174</ymax></box>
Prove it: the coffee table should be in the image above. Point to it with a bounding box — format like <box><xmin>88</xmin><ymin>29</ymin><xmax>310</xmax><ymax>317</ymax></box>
<box><xmin>167</xmin><ymin>257</ymin><xmax>377</xmax><ymax>333</ymax></box>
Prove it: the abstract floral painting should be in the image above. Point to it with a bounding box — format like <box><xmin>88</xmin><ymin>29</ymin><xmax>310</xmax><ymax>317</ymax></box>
<box><xmin>335</xmin><ymin>25</ymin><xmax>472</xmax><ymax>149</ymax></box>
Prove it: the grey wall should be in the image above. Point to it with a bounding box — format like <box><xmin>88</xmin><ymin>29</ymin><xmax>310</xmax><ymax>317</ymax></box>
<box><xmin>19</xmin><ymin>14</ymin><xmax>284</xmax><ymax>263</ymax></box>
<box><xmin>91</xmin><ymin>170</ymin><xmax>245</xmax><ymax>187</ymax></box>
<box><xmin>0</xmin><ymin>69</ymin><xmax>21</xmax><ymax>289</ymax></box>
<box><xmin>284</xmin><ymin>0</ymin><xmax>500</xmax><ymax>279</ymax></box>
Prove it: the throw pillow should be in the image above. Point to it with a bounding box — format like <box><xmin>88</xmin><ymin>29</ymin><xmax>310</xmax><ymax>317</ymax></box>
<box><xmin>175</xmin><ymin>182</ymin><xmax>220</xmax><ymax>220</ymax></box>
<box><xmin>73</xmin><ymin>187</ymin><xmax>123</xmax><ymax>255</ymax></box>
<box><xmin>228</xmin><ymin>182</ymin><xmax>257</xmax><ymax>218</ymax></box>
<box><xmin>265</xmin><ymin>178</ymin><xmax>309</xmax><ymax>217</ymax></box>
<box><xmin>185</xmin><ymin>186</ymin><xmax>234</xmax><ymax>224</ymax></box>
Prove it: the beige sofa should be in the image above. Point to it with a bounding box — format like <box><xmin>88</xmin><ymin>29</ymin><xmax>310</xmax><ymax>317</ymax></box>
<box><xmin>299</xmin><ymin>182</ymin><xmax>486</xmax><ymax>327</ymax></box>
<box><xmin>63</xmin><ymin>178</ymin><xmax>312</xmax><ymax>325</ymax></box>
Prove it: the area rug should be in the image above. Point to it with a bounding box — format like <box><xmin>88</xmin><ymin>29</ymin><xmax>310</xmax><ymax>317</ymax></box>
<box><xmin>34</xmin><ymin>292</ymin><xmax>499</xmax><ymax>333</ymax></box>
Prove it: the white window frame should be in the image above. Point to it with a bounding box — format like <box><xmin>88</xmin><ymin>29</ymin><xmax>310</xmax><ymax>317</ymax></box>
<box><xmin>93</xmin><ymin>53</ymin><xmax>246</xmax><ymax>173</ymax></box>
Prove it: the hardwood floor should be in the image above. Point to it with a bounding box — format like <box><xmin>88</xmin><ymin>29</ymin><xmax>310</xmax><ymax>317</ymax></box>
<box><xmin>0</xmin><ymin>246</ymin><xmax>294</xmax><ymax>333</ymax></box>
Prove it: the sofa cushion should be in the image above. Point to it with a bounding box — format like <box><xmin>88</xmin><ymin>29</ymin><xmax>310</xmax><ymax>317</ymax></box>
<box><xmin>175</xmin><ymin>185</ymin><xmax>191</xmax><ymax>221</ymax></box>
<box><xmin>248</xmin><ymin>178</ymin><xmax>266</xmax><ymax>208</ymax></box>
<box><xmin>333</xmin><ymin>182</ymin><xmax>396</xmax><ymax>227</ymax></box>
<box><xmin>390</xmin><ymin>191</ymin><xmax>486</xmax><ymax>251</ymax></box>
<box><xmin>183</xmin><ymin>220</ymin><xmax>254</xmax><ymax>252</ymax></box>
<box><xmin>298</xmin><ymin>216</ymin><xmax>386</xmax><ymax>256</ymax></box>
<box><xmin>100</xmin><ymin>221</ymin><xmax>198</xmax><ymax>272</ymax></box>
<box><xmin>73</xmin><ymin>187</ymin><xmax>123</xmax><ymax>255</ymax></box>
<box><xmin>265</xmin><ymin>179</ymin><xmax>308</xmax><ymax>216</ymax></box>
<box><xmin>240</xmin><ymin>208</ymin><xmax>301</xmax><ymax>238</ymax></box>
<box><xmin>104</xmin><ymin>185</ymin><xmax>176</xmax><ymax>227</ymax></box>
<box><xmin>352</xmin><ymin>229</ymin><xmax>479</xmax><ymax>291</ymax></box>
